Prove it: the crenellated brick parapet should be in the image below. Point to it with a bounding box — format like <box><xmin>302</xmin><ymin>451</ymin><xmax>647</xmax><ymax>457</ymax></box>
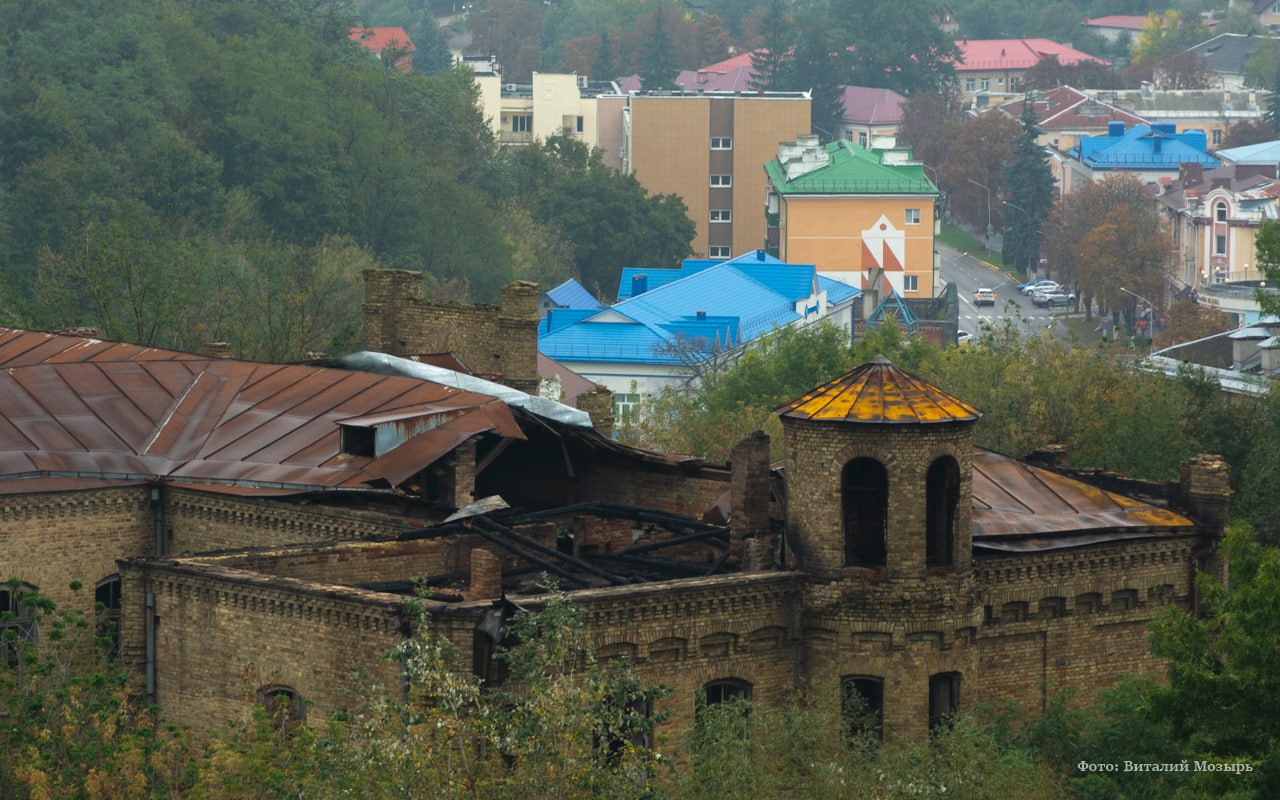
<box><xmin>362</xmin><ymin>270</ymin><xmax>540</xmax><ymax>394</ymax></box>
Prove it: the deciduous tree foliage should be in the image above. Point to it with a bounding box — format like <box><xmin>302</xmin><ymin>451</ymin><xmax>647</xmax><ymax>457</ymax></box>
<box><xmin>1043</xmin><ymin>174</ymin><xmax>1172</xmax><ymax>320</ymax></box>
<box><xmin>940</xmin><ymin>112</ymin><xmax>1021</xmax><ymax>235</ymax></box>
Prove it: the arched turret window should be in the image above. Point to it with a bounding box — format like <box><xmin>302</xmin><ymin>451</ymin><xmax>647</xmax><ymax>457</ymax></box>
<box><xmin>843</xmin><ymin>458</ymin><xmax>888</xmax><ymax>567</ymax></box>
<box><xmin>926</xmin><ymin>456</ymin><xmax>960</xmax><ymax>567</ymax></box>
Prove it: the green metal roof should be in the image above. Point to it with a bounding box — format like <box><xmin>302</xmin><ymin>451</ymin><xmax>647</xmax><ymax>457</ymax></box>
<box><xmin>764</xmin><ymin>141</ymin><xmax>938</xmax><ymax>196</ymax></box>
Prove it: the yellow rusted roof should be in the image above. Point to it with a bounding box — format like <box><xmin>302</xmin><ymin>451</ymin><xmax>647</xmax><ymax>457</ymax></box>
<box><xmin>775</xmin><ymin>356</ymin><xmax>982</xmax><ymax>424</ymax></box>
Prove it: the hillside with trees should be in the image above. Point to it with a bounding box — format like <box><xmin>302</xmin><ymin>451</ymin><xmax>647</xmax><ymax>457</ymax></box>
<box><xmin>0</xmin><ymin>0</ymin><xmax>693</xmax><ymax>359</ymax></box>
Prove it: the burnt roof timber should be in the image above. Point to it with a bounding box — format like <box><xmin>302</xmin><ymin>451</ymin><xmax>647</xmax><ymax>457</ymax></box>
<box><xmin>473</xmin><ymin>516</ymin><xmax>632</xmax><ymax>586</ymax></box>
<box><xmin>467</xmin><ymin>521</ymin><xmax>593</xmax><ymax>588</ymax></box>
<box><xmin>615</xmin><ymin>527</ymin><xmax>729</xmax><ymax>555</ymax></box>
<box><xmin>597</xmin><ymin>553</ymin><xmax>728</xmax><ymax>577</ymax></box>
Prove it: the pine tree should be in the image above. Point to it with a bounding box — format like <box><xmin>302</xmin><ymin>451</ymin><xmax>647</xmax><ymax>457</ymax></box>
<box><xmin>750</xmin><ymin>0</ymin><xmax>793</xmax><ymax>90</ymax></box>
<box><xmin>413</xmin><ymin>18</ymin><xmax>455</xmax><ymax>75</ymax></box>
<box><xmin>638</xmin><ymin>1</ymin><xmax>677</xmax><ymax>90</ymax></box>
<box><xmin>593</xmin><ymin>29</ymin><xmax>618</xmax><ymax>83</ymax></box>
<box><xmin>1267</xmin><ymin>67</ymin><xmax>1280</xmax><ymax>134</ymax></box>
<box><xmin>782</xmin><ymin>9</ymin><xmax>845</xmax><ymax>142</ymax></box>
<box><xmin>1002</xmin><ymin>97</ymin><xmax>1057</xmax><ymax>277</ymax></box>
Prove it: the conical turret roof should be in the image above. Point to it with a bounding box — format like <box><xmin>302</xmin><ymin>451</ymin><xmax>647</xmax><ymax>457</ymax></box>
<box><xmin>774</xmin><ymin>355</ymin><xmax>982</xmax><ymax>424</ymax></box>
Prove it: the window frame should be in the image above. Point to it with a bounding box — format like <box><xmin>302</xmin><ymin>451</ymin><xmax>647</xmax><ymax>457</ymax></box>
<box><xmin>905</xmin><ymin>207</ymin><xmax>921</xmax><ymax>225</ymax></box>
<box><xmin>710</xmin><ymin>209</ymin><xmax>733</xmax><ymax>223</ymax></box>
<box><xmin>708</xmin><ymin>245</ymin><xmax>731</xmax><ymax>259</ymax></box>
<box><xmin>703</xmin><ymin>678</ymin><xmax>752</xmax><ymax>706</ymax></box>
<box><xmin>1215</xmin><ymin>233</ymin><xmax>1227</xmax><ymax>255</ymax></box>
<box><xmin>1215</xmin><ymin>202</ymin><xmax>1228</xmax><ymax>222</ymax></box>
<box><xmin>842</xmin><ymin>675</ymin><xmax>884</xmax><ymax>740</ymax></box>
<box><xmin>512</xmin><ymin>114</ymin><xmax>532</xmax><ymax>133</ymax></box>
<box><xmin>95</xmin><ymin>575</ymin><xmax>123</xmax><ymax>659</ymax></box>
<box><xmin>710</xmin><ymin>174</ymin><xmax>732</xmax><ymax>188</ymax></box>
<box><xmin>710</xmin><ymin>136</ymin><xmax>733</xmax><ymax>150</ymax></box>
<box><xmin>903</xmin><ymin>274</ymin><xmax>919</xmax><ymax>292</ymax></box>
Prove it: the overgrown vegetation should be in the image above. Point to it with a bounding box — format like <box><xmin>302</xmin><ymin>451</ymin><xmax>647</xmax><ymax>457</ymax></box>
<box><xmin>9</xmin><ymin>531</ymin><xmax>1280</xmax><ymax>800</ymax></box>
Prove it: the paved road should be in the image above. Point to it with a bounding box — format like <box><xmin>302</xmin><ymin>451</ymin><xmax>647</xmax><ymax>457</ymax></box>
<box><xmin>936</xmin><ymin>242</ymin><xmax>1068</xmax><ymax>338</ymax></box>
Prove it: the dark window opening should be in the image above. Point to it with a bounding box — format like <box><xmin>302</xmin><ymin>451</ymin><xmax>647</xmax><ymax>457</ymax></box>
<box><xmin>1216</xmin><ymin>203</ymin><xmax>1228</xmax><ymax>222</ymax></box>
<box><xmin>843</xmin><ymin>458</ymin><xmax>888</xmax><ymax>567</ymax></box>
<box><xmin>472</xmin><ymin>609</ymin><xmax>510</xmax><ymax>687</ymax></box>
<box><xmin>597</xmin><ymin>695</ymin><xmax>654</xmax><ymax>762</ymax></box>
<box><xmin>704</xmin><ymin>678</ymin><xmax>752</xmax><ymax>706</ymax></box>
<box><xmin>340</xmin><ymin>425</ymin><xmax>375</xmax><ymax>457</ymax></box>
<box><xmin>1039</xmin><ymin>596</ymin><xmax>1066</xmax><ymax>618</ymax></box>
<box><xmin>929</xmin><ymin>672</ymin><xmax>960</xmax><ymax>731</ymax></box>
<box><xmin>1</xmin><ymin>583</ymin><xmax>38</xmax><ymax>668</ymax></box>
<box><xmin>925</xmin><ymin>457</ymin><xmax>959</xmax><ymax>567</ymax></box>
<box><xmin>1076</xmin><ymin>592</ymin><xmax>1102</xmax><ymax>614</ymax></box>
<box><xmin>258</xmin><ymin>685</ymin><xmax>305</xmax><ymax>731</ymax></box>
<box><xmin>95</xmin><ymin>576</ymin><xmax>122</xmax><ymax>659</ymax></box>
<box><xmin>842</xmin><ymin>676</ymin><xmax>884</xmax><ymax>740</ymax></box>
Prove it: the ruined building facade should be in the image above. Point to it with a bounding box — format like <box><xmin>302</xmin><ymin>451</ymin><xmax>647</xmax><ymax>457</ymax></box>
<box><xmin>0</xmin><ymin>306</ymin><xmax>1228</xmax><ymax>743</ymax></box>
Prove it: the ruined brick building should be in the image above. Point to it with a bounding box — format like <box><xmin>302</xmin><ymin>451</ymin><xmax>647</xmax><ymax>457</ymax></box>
<box><xmin>0</xmin><ymin>294</ymin><xmax>1229</xmax><ymax>742</ymax></box>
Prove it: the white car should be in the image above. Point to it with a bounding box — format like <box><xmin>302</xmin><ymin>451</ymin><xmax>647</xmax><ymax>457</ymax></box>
<box><xmin>1021</xmin><ymin>280</ymin><xmax>1059</xmax><ymax>296</ymax></box>
<box><xmin>956</xmin><ymin>330</ymin><xmax>973</xmax><ymax>347</ymax></box>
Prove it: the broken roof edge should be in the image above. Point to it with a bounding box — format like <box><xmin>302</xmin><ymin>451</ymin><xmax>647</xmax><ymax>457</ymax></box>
<box><xmin>334</xmin><ymin>351</ymin><xmax>592</xmax><ymax>428</ymax></box>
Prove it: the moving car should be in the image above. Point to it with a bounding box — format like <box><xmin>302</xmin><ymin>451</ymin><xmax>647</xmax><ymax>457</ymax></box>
<box><xmin>973</xmin><ymin>288</ymin><xmax>996</xmax><ymax>307</ymax></box>
<box><xmin>1032</xmin><ymin>290</ymin><xmax>1076</xmax><ymax>308</ymax></box>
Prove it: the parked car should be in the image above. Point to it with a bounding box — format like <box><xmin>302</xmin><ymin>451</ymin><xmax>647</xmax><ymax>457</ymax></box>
<box><xmin>956</xmin><ymin>330</ymin><xmax>973</xmax><ymax>347</ymax></box>
<box><xmin>973</xmin><ymin>288</ymin><xmax>996</xmax><ymax>307</ymax></box>
<box><xmin>1032</xmin><ymin>291</ymin><xmax>1076</xmax><ymax>308</ymax></box>
<box><xmin>1021</xmin><ymin>280</ymin><xmax>1059</xmax><ymax>296</ymax></box>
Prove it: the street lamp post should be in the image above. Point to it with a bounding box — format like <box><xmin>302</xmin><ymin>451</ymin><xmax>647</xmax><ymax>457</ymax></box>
<box><xmin>1002</xmin><ymin>199</ymin><xmax>1037</xmax><ymax>278</ymax></box>
<box><xmin>1120</xmin><ymin>286</ymin><xmax>1156</xmax><ymax>341</ymax></box>
<box><xmin>966</xmin><ymin>178</ymin><xmax>992</xmax><ymax>251</ymax></box>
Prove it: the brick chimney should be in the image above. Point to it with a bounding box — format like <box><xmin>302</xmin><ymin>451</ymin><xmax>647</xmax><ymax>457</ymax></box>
<box><xmin>575</xmin><ymin>385</ymin><xmax>615</xmax><ymax>438</ymax></box>
<box><xmin>467</xmin><ymin>548</ymin><xmax>503</xmax><ymax>601</ymax></box>
<box><xmin>730</xmin><ymin>431</ymin><xmax>773</xmax><ymax>569</ymax></box>
<box><xmin>1178</xmin><ymin>454</ymin><xmax>1230</xmax><ymax>537</ymax></box>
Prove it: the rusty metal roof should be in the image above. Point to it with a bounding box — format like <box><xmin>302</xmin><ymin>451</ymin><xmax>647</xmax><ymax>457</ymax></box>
<box><xmin>0</xmin><ymin>328</ymin><xmax>203</xmax><ymax>367</ymax></box>
<box><xmin>775</xmin><ymin>356</ymin><xmax>982</xmax><ymax>424</ymax></box>
<box><xmin>971</xmin><ymin>449</ymin><xmax>1196</xmax><ymax>551</ymax></box>
<box><xmin>0</xmin><ymin>329</ymin><xmax>525</xmax><ymax>495</ymax></box>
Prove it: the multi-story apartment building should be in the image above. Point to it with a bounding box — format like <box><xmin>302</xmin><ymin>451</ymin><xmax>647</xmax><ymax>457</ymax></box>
<box><xmin>624</xmin><ymin>91</ymin><xmax>812</xmax><ymax>259</ymax></box>
<box><xmin>953</xmin><ymin>39</ymin><xmax>1107</xmax><ymax>105</ymax></box>
<box><xmin>764</xmin><ymin>135</ymin><xmax>939</xmax><ymax>298</ymax></box>
<box><xmin>468</xmin><ymin>59</ymin><xmax>624</xmax><ymax>163</ymax></box>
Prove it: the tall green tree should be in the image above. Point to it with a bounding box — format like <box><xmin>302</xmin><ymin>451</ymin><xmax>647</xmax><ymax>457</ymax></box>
<box><xmin>1002</xmin><ymin>98</ymin><xmax>1056</xmax><ymax>277</ymax></box>
<box><xmin>749</xmin><ymin>0</ymin><xmax>792</xmax><ymax>90</ymax></box>
<box><xmin>637</xmin><ymin>0</ymin><xmax>678</xmax><ymax>89</ymax></box>
<box><xmin>592</xmin><ymin>28</ymin><xmax>619</xmax><ymax>82</ymax></box>
<box><xmin>779</xmin><ymin>5</ymin><xmax>843</xmax><ymax>141</ymax></box>
<box><xmin>830</xmin><ymin>0</ymin><xmax>958</xmax><ymax>94</ymax></box>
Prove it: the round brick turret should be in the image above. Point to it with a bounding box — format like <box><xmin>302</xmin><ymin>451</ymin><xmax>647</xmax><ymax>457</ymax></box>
<box><xmin>775</xmin><ymin>355</ymin><xmax>982</xmax><ymax>582</ymax></box>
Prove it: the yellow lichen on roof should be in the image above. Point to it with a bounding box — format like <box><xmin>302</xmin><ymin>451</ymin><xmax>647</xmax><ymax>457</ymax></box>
<box><xmin>775</xmin><ymin>356</ymin><xmax>982</xmax><ymax>424</ymax></box>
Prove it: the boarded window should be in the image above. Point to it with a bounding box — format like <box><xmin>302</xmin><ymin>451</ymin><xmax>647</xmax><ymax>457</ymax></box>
<box><xmin>1112</xmin><ymin>589</ymin><xmax>1139</xmax><ymax>611</ymax></box>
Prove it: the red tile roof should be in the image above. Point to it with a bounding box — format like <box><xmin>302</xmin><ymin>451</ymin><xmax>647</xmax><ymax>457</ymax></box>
<box><xmin>954</xmin><ymin>39</ymin><xmax>1108</xmax><ymax>71</ymax></box>
<box><xmin>839</xmin><ymin>86</ymin><xmax>905</xmax><ymax>126</ymax></box>
<box><xmin>349</xmin><ymin>27</ymin><xmax>416</xmax><ymax>54</ymax></box>
<box><xmin>995</xmin><ymin>86</ymin><xmax>1147</xmax><ymax>131</ymax></box>
<box><xmin>1082</xmin><ymin>15</ymin><xmax>1150</xmax><ymax>31</ymax></box>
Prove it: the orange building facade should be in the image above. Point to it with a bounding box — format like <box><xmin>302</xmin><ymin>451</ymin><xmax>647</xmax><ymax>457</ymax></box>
<box><xmin>766</xmin><ymin>137</ymin><xmax>939</xmax><ymax>298</ymax></box>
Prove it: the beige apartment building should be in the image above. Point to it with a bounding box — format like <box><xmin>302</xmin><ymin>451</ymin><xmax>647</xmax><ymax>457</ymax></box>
<box><xmin>468</xmin><ymin>59</ymin><xmax>625</xmax><ymax>165</ymax></box>
<box><xmin>624</xmin><ymin>92</ymin><xmax>812</xmax><ymax>259</ymax></box>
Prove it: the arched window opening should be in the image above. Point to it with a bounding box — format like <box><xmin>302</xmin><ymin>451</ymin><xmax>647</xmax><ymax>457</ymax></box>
<box><xmin>842</xmin><ymin>675</ymin><xmax>884</xmax><ymax>740</ymax></box>
<box><xmin>95</xmin><ymin>575</ymin><xmax>122</xmax><ymax>659</ymax></box>
<box><xmin>1216</xmin><ymin>202</ymin><xmax>1228</xmax><ymax>222</ymax></box>
<box><xmin>1</xmin><ymin>582</ymin><xmax>38</xmax><ymax>668</ymax></box>
<box><xmin>928</xmin><ymin>672</ymin><xmax>960</xmax><ymax>731</ymax></box>
<box><xmin>926</xmin><ymin>456</ymin><xmax>959</xmax><ymax>566</ymax></box>
<box><xmin>843</xmin><ymin>458</ymin><xmax>888</xmax><ymax>567</ymax></box>
<box><xmin>258</xmin><ymin>685</ymin><xmax>305</xmax><ymax>731</ymax></box>
<box><xmin>704</xmin><ymin>678</ymin><xmax>752</xmax><ymax>707</ymax></box>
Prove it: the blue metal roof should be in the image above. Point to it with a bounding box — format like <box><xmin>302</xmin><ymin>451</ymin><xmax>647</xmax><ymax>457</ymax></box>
<box><xmin>541</xmin><ymin>251</ymin><xmax>817</xmax><ymax>365</ymax></box>
<box><xmin>617</xmin><ymin>260</ymin><xmax>718</xmax><ymax>299</ymax></box>
<box><xmin>545</xmin><ymin>278</ymin><xmax>601</xmax><ymax>310</ymax></box>
<box><xmin>1075</xmin><ymin>123</ymin><xmax>1219</xmax><ymax>171</ymax></box>
<box><xmin>818</xmin><ymin>275</ymin><xmax>861</xmax><ymax>304</ymax></box>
